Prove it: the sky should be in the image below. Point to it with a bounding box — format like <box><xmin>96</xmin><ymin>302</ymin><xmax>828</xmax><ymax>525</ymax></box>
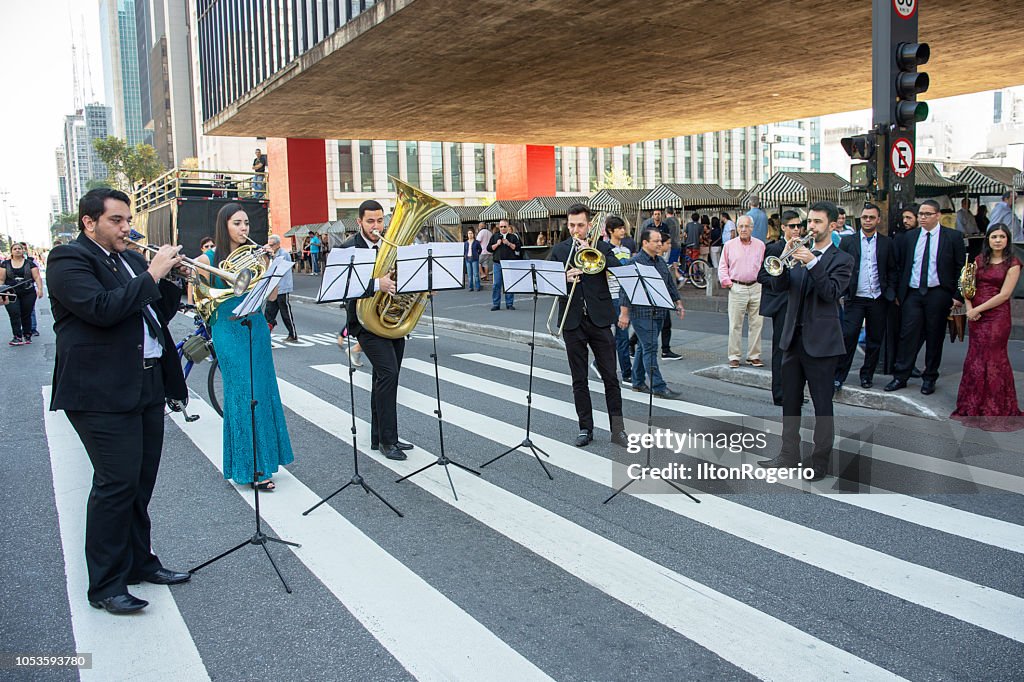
<box><xmin>0</xmin><ymin>2</ymin><xmax>1019</xmax><ymax>248</ymax></box>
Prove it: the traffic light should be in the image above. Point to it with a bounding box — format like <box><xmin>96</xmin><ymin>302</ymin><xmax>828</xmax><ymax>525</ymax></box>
<box><xmin>849</xmin><ymin>161</ymin><xmax>877</xmax><ymax>191</ymax></box>
<box><xmin>895</xmin><ymin>42</ymin><xmax>930</xmax><ymax>126</ymax></box>
<box><xmin>841</xmin><ymin>133</ymin><xmax>878</xmax><ymax>191</ymax></box>
<box><xmin>840</xmin><ymin>134</ymin><xmax>876</xmax><ymax>160</ymax></box>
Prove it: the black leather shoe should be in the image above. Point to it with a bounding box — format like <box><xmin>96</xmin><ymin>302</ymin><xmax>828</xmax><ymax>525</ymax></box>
<box><xmin>651</xmin><ymin>388</ymin><xmax>682</xmax><ymax>399</ymax></box>
<box><xmin>884</xmin><ymin>379</ymin><xmax>907</xmax><ymax>392</ymax></box>
<box><xmin>508</xmin><ymin>305</ymin><xmax>516</xmax><ymax>310</ymax></box>
<box><xmin>610</xmin><ymin>430</ymin><xmax>629</xmax><ymax>447</ymax></box>
<box><xmin>920</xmin><ymin>380</ymin><xmax>936</xmax><ymax>395</ymax></box>
<box><xmin>910</xmin><ymin>367</ymin><xmax>923</xmax><ymax>378</ymax></box>
<box><xmin>574</xmin><ymin>430</ymin><xmax>593</xmax><ymax>447</ymax></box>
<box><xmin>395</xmin><ymin>440</ymin><xmax>414</xmax><ymax>451</ymax></box>
<box><xmin>860</xmin><ymin>378</ymin><xmax>873</xmax><ymax>389</ymax></box>
<box><xmin>129</xmin><ymin>568</ymin><xmax>191</xmax><ymax>586</ymax></box>
<box><xmin>758</xmin><ymin>456</ymin><xmax>800</xmax><ymax>469</ymax></box>
<box><xmin>380</xmin><ymin>445</ymin><xmax>407</xmax><ymax>461</ymax></box>
<box><xmin>805</xmin><ymin>468</ymin><xmax>828</xmax><ymax>482</ymax></box>
<box><xmin>490</xmin><ymin>306</ymin><xmax>500</xmax><ymax>311</ymax></box>
<box><xmin>89</xmin><ymin>593</ymin><xmax>148</xmax><ymax>614</ymax></box>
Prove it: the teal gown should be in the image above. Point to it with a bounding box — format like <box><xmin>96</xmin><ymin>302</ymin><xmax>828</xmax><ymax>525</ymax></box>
<box><xmin>205</xmin><ymin>250</ymin><xmax>294</xmax><ymax>484</ymax></box>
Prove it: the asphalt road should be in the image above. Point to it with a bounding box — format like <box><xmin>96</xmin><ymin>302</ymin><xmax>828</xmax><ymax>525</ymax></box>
<box><xmin>3</xmin><ymin>290</ymin><xmax>1023</xmax><ymax>681</ymax></box>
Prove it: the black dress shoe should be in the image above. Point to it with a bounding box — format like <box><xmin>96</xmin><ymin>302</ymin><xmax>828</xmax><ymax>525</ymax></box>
<box><xmin>395</xmin><ymin>440</ymin><xmax>414</xmax><ymax>451</ymax></box>
<box><xmin>574</xmin><ymin>430</ymin><xmax>593</xmax><ymax>447</ymax></box>
<box><xmin>508</xmin><ymin>305</ymin><xmax>516</xmax><ymax>310</ymax></box>
<box><xmin>910</xmin><ymin>367</ymin><xmax>923</xmax><ymax>378</ymax></box>
<box><xmin>651</xmin><ymin>388</ymin><xmax>682</xmax><ymax>399</ymax></box>
<box><xmin>758</xmin><ymin>456</ymin><xmax>799</xmax><ymax>469</ymax></box>
<box><xmin>128</xmin><ymin>568</ymin><xmax>191</xmax><ymax>586</ymax></box>
<box><xmin>884</xmin><ymin>379</ymin><xmax>907</xmax><ymax>392</ymax></box>
<box><xmin>805</xmin><ymin>468</ymin><xmax>828</xmax><ymax>482</ymax></box>
<box><xmin>89</xmin><ymin>593</ymin><xmax>148</xmax><ymax>614</ymax></box>
<box><xmin>490</xmin><ymin>306</ymin><xmax>500</xmax><ymax>311</ymax></box>
<box><xmin>610</xmin><ymin>430</ymin><xmax>629</xmax><ymax>447</ymax></box>
<box><xmin>380</xmin><ymin>445</ymin><xmax>407</xmax><ymax>461</ymax></box>
<box><xmin>860</xmin><ymin>378</ymin><xmax>873</xmax><ymax>389</ymax></box>
<box><xmin>920</xmin><ymin>380</ymin><xmax>936</xmax><ymax>395</ymax></box>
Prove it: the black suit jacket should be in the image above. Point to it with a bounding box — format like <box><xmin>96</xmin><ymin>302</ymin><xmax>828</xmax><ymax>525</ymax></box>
<box><xmin>47</xmin><ymin>232</ymin><xmax>186</xmax><ymax>412</ymax></box>
<box><xmin>839</xmin><ymin>232</ymin><xmax>897</xmax><ymax>301</ymax></box>
<box><xmin>757</xmin><ymin>240</ymin><xmax>788</xmax><ymax>317</ymax></box>
<box><xmin>548</xmin><ymin>239</ymin><xmax>617</xmax><ymax>330</ymax></box>
<box><xmin>895</xmin><ymin>226</ymin><xmax>966</xmax><ymax>302</ymax></box>
<box><xmin>768</xmin><ymin>245</ymin><xmax>853</xmax><ymax>357</ymax></box>
<box><xmin>340</xmin><ymin>232</ymin><xmax>380</xmax><ymax>338</ymax></box>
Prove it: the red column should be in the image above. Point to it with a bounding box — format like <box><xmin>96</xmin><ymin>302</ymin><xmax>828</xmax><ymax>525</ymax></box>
<box><xmin>495</xmin><ymin>144</ymin><xmax>555</xmax><ymax>200</ymax></box>
<box><xmin>267</xmin><ymin>138</ymin><xmax>329</xmax><ymax>246</ymax></box>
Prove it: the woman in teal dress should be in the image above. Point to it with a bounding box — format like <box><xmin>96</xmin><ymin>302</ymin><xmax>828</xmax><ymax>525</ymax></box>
<box><xmin>196</xmin><ymin>203</ymin><xmax>294</xmax><ymax>490</ymax></box>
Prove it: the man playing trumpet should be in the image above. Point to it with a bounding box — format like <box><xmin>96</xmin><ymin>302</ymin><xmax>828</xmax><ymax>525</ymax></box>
<box><xmin>549</xmin><ymin>204</ymin><xmax>628</xmax><ymax>447</ymax></box>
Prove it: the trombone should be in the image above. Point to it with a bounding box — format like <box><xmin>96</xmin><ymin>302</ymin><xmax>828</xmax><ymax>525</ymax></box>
<box><xmin>125</xmin><ymin>230</ymin><xmax>253</xmax><ymax>295</ymax></box>
<box><xmin>546</xmin><ymin>211</ymin><xmax>607</xmax><ymax>337</ymax></box>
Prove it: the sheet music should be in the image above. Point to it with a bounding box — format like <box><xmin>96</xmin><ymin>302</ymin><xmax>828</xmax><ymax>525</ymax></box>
<box><xmin>232</xmin><ymin>258</ymin><xmax>293</xmax><ymax>317</ymax></box>
<box><xmin>500</xmin><ymin>259</ymin><xmax>568</xmax><ymax>296</ymax></box>
<box><xmin>395</xmin><ymin>243</ymin><xmax>464</xmax><ymax>293</ymax></box>
<box><xmin>317</xmin><ymin>246</ymin><xmax>378</xmax><ymax>302</ymax></box>
<box><xmin>609</xmin><ymin>263</ymin><xmax>674</xmax><ymax>309</ymax></box>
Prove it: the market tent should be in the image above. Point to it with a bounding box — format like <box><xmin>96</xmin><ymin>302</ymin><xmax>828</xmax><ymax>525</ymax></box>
<box><xmin>639</xmin><ymin>183</ymin><xmax>740</xmax><ymax>209</ymax></box>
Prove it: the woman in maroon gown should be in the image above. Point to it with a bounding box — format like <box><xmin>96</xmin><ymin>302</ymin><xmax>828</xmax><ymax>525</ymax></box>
<box><xmin>951</xmin><ymin>223</ymin><xmax>1023</xmax><ymax>431</ymax></box>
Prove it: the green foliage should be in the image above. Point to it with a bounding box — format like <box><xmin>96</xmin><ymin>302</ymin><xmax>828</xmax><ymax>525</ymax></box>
<box><xmin>591</xmin><ymin>169</ymin><xmax>636</xmax><ymax>191</ymax></box>
<box><xmin>55</xmin><ymin>211</ymin><xmax>79</xmax><ymax>227</ymax></box>
<box><xmin>93</xmin><ymin>137</ymin><xmax>165</xmax><ymax>190</ymax></box>
<box><xmin>85</xmin><ymin>178</ymin><xmax>112</xmax><ymax>191</ymax></box>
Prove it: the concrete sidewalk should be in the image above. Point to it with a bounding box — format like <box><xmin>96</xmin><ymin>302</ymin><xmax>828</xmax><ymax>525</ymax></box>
<box><xmin>288</xmin><ymin>271</ymin><xmax>1024</xmax><ymax>421</ymax></box>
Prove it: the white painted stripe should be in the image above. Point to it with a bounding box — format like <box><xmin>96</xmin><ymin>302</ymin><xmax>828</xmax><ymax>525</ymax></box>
<box><xmin>453</xmin><ymin>354</ymin><xmax>1024</xmax><ymax>554</ymax></box>
<box><xmin>169</xmin><ymin>396</ymin><xmax>550</xmax><ymax>682</ymax></box>
<box><xmin>457</xmin><ymin>352</ymin><xmax>1024</xmax><ymax>495</ymax></box>
<box><xmin>41</xmin><ymin>388</ymin><xmax>210</xmax><ymax>682</ymax></box>
<box><xmin>338</xmin><ymin>361</ymin><xmax>1024</xmax><ymax>644</ymax></box>
<box><xmin>295</xmin><ymin>371</ymin><xmax>905</xmax><ymax>681</ymax></box>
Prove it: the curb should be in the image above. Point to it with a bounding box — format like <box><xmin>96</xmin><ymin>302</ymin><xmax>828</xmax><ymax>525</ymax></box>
<box><xmin>692</xmin><ymin>365</ymin><xmax>940</xmax><ymax>420</ymax></box>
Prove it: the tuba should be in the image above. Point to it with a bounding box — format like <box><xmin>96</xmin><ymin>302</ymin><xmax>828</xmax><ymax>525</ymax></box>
<box><xmin>356</xmin><ymin>177</ymin><xmax>448</xmax><ymax>339</ymax></box>
<box><xmin>958</xmin><ymin>254</ymin><xmax>977</xmax><ymax>299</ymax></box>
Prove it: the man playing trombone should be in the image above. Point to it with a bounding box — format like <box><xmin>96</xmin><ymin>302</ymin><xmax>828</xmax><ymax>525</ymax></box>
<box><xmin>549</xmin><ymin>204</ymin><xmax>628</xmax><ymax>447</ymax></box>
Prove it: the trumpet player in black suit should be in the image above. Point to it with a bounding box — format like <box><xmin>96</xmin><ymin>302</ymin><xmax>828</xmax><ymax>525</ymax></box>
<box><xmin>757</xmin><ymin>211</ymin><xmax>803</xmax><ymax>406</ymax></box>
<box><xmin>549</xmin><ymin>204</ymin><xmax>628</xmax><ymax>447</ymax></box>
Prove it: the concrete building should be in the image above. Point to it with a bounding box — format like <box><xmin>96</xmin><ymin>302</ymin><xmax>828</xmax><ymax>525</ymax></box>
<box><xmin>55</xmin><ymin>147</ymin><xmax>71</xmax><ymax>215</ymax></box>
<box><xmin>918</xmin><ymin>121</ymin><xmax>955</xmax><ymax>162</ymax></box>
<box><xmin>84</xmin><ymin>104</ymin><xmax>114</xmax><ymax>180</ymax></box>
<box><xmin>63</xmin><ymin>114</ymin><xmax>89</xmax><ymax>205</ymax></box>
<box><xmin>99</xmin><ymin>0</ymin><xmax>146</xmax><ymax>146</ymax></box>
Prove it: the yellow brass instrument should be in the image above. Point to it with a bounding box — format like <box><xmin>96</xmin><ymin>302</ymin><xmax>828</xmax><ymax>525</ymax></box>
<box><xmin>764</xmin><ymin>233</ymin><xmax>815</xmax><ymax>276</ymax></box>
<box><xmin>958</xmin><ymin>254</ymin><xmax>977</xmax><ymax>299</ymax></box>
<box><xmin>126</xmin><ymin>230</ymin><xmax>254</xmax><ymax>295</ymax></box>
<box><xmin>546</xmin><ymin>211</ymin><xmax>606</xmax><ymax>337</ymax></box>
<box><xmin>356</xmin><ymin>177</ymin><xmax>448</xmax><ymax>338</ymax></box>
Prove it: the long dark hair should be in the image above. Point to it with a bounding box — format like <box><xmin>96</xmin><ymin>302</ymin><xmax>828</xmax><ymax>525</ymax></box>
<box><xmin>980</xmin><ymin>223</ymin><xmax>1013</xmax><ymax>269</ymax></box>
<box><xmin>213</xmin><ymin>202</ymin><xmax>246</xmax><ymax>266</ymax></box>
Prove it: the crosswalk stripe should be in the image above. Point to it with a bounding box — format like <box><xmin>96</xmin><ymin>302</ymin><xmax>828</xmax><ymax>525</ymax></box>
<box><xmin>282</xmin><ymin>375</ymin><xmax>905</xmax><ymax>682</ymax></box>
<box><xmin>451</xmin><ymin>354</ymin><xmax>1024</xmax><ymax>554</ymax></box>
<box><xmin>341</xmin><ymin>361</ymin><xmax>1024</xmax><ymax>644</ymax></box>
<box><xmin>168</xmin><ymin>396</ymin><xmax>551</xmax><ymax>682</ymax></box>
<box><xmin>41</xmin><ymin>388</ymin><xmax>210</xmax><ymax>682</ymax></box>
<box><xmin>456</xmin><ymin>353</ymin><xmax>1024</xmax><ymax>495</ymax></box>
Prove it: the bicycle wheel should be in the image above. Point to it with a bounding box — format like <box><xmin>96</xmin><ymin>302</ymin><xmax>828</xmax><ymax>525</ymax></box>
<box><xmin>207</xmin><ymin>357</ymin><xmax>224</xmax><ymax>417</ymax></box>
<box><xmin>688</xmin><ymin>259</ymin><xmax>709</xmax><ymax>289</ymax></box>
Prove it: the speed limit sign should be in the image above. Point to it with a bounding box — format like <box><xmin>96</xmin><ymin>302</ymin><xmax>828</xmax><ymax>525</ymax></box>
<box><xmin>890</xmin><ymin>138</ymin><xmax>914</xmax><ymax>178</ymax></box>
<box><xmin>893</xmin><ymin>0</ymin><xmax>916</xmax><ymax>19</ymax></box>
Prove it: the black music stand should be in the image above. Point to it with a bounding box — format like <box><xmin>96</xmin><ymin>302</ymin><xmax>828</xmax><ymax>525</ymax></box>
<box><xmin>190</xmin><ymin>259</ymin><xmax>301</xmax><ymax>592</ymax></box>
<box><xmin>391</xmin><ymin>242</ymin><xmax>481</xmax><ymax>501</ymax></box>
<box><xmin>303</xmin><ymin>247</ymin><xmax>402</xmax><ymax>517</ymax></box>
<box><xmin>480</xmin><ymin>259</ymin><xmax>567</xmax><ymax>479</ymax></box>
<box><xmin>603</xmin><ymin>263</ymin><xmax>699</xmax><ymax>505</ymax></box>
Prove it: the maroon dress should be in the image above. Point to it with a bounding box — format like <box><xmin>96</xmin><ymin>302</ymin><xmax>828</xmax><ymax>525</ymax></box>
<box><xmin>951</xmin><ymin>255</ymin><xmax>1024</xmax><ymax>431</ymax></box>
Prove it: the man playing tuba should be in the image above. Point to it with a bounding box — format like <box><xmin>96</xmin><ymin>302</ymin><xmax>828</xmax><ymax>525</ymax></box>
<box><xmin>342</xmin><ymin>200</ymin><xmax>415</xmax><ymax>461</ymax></box>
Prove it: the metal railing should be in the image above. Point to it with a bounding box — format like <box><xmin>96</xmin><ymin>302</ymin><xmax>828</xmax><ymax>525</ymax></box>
<box><xmin>132</xmin><ymin>168</ymin><xmax>269</xmax><ymax>213</ymax></box>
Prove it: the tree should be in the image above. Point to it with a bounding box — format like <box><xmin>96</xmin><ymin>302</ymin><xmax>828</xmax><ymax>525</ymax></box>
<box><xmin>85</xmin><ymin>178</ymin><xmax>112</xmax><ymax>191</ymax></box>
<box><xmin>55</xmin><ymin>211</ymin><xmax>79</xmax><ymax>227</ymax></box>
<box><xmin>590</xmin><ymin>168</ymin><xmax>637</xmax><ymax>192</ymax></box>
<box><xmin>93</xmin><ymin>137</ymin><xmax>165</xmax><ymax>191</ymax></box>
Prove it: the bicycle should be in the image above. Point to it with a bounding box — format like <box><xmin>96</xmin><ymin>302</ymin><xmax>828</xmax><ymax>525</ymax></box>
<box><xmin>674</xmin><ymin>247</ymin><xmax>711</xmax><ymax>289</ymax></box>
<box><xmin>171</xmin><ymin>303</ymin><xmax>224</xmax><ymax>419</ymax></box>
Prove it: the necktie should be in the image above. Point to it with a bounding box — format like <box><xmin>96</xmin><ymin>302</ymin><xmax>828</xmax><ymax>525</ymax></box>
<box><xmin>918</xmin><ymin>232</ymin><xmax>931</xmax><ymax>290</ymax></box>
<box><xmin>108</xmin><ymin>255</ymin><xmax>165</xmax><ymax>350</ymax></box>
<box><xmin>864</xmin><ymin>235</ymin><xmax>873</xmax><ymax>242</ymax></box>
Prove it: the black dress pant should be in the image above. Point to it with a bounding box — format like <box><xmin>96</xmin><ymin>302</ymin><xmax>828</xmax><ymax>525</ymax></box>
<box><xmin>780</xmin><ymin>328</ymin><xmax>839</xmax><ymax>474</ymax></box>
<box><xmin>358</xmin><ymin>331</ymin><xmax>405</xmax><ymax>446</ymax></box>
<box><xmin>563</xmin><ymin>317</ymin><xmax>622</xmax><ymax>432</ymax></box>
<box><xmin>65</xmin><ymin>365</ymin><xmax>166</xmax><ymax>602</ymax></box>
<box><xmin>264</xmin><ymin>292</ymin><xmax>296</xmax><ymax>337</ymax></box>
<box><xmin>661</xmin><ymin>314</ymin><xmax>672</xmax><ymax>353</ymax></box>
<box><xmin>893</xmin><ymin>287</ymin><xmax>953</xmax><ymax>383</ymax></box>
<box><xmin>768</xmin><ymin>309</ymin><xmax>786</xmax><ymax>404</ymax></box>
<box><xmin>5</xmin><ymin>290</ymin><xmax>35</xmax><ymax>338</ymax></box>
<box><xmin>836</xmin><ymin>296</ymin><xmax>888</xmax><ymax>383</ymax></box>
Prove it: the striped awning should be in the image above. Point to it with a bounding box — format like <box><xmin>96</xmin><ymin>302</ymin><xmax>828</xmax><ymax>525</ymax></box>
<box><xmin>588</xmin><ymin>189</ymin><xmax>649</xmax><ymax>213</ymax></box>
<box><xmin>953</xmin><ymin>166</ymin><xmax>1021</xmax><ymax>195</ymax></box>
<box><xmin>283</xmin><ymin>221</ymin><xmax>328</xmax><ymax>237</ymax></box>
<box><xmin>1015</xmin><ymin>171</ymin><xmax>1024</xmax><ymax>192</ymax></box>
<box><xmin>517</xmin><ymin>195</ymin><xmax>590</xmax><ymax>220</ymax></box>
<box><xmin>757</xmin><ymin>172</ymin><xmax>850</xmax><ymax>206</ymax></box>
<box><xmin>427</xmin><ymin>207</ymin><xmax>461</xmax><ymax>226</ymax></box>
<box><xmin>913</xmin><ymin>163</ymin><xmax>966</xmax><ymax>197</ymax></box>
<box><xmin>450</xmin><ymin>205</ymin><xmax>486</xmax><ymax>223</ymax></box>
<box><xmin>737</xmin><ymin>183</ymin><xmax>763</xmax><ymax>207</ymax></box>
<box><xmin>639</xmin><ymin>183</ymin><xmax>740</xmax><ymax>209</ymax></box>
<box><xmin>324</xmin><ymin>219</ymin><xmax>352</xmax><ymax>234</ymax></box>
<box><xmin>479</xmin><ymin>200</ymin><xmax>529</xmax><ymax>221</ymax></box>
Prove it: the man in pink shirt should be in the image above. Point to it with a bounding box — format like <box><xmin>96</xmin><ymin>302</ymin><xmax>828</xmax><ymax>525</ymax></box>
<box><xmin>718</xmin><ymin>215</ymin><xmax>766</xmax><ymax>368</ymax></box>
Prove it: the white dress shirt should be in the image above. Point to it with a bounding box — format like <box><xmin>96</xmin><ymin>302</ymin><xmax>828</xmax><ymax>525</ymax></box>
<box><xmin>910</xmin><ymin>226</ymin><xmax>940</xmax><ymax>289</ymax></box>
<box><xmin>855</xmin><ymin>233</ymin><xmax>882</xmax><ymax>298</ymax></box>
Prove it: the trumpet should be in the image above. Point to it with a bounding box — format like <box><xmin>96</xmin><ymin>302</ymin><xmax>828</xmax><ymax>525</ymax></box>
<box><xmin>764</xmin><ymin>233</ymin><xmax>815</xmax><ymax>277</ymax></box>
<box><xmin>125</xmin><ymin>230</ymin><xmax>253</xmax><ymax>295</ymax></box>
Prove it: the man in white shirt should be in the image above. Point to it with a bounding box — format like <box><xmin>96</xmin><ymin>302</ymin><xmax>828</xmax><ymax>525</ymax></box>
<box><xmin>476</xmin><ymin>222</ymin><xmax>493</xmax><ymax>283</ymax></box>
<box><xmin>955</xmin><ymin>198</ymin><xmax>979</xmax><ymax>236</ymax></box>
<box><xmin>264</xmin><ymin>234</ymin><xmax>297</xmax><ymax>342</ymax></box>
